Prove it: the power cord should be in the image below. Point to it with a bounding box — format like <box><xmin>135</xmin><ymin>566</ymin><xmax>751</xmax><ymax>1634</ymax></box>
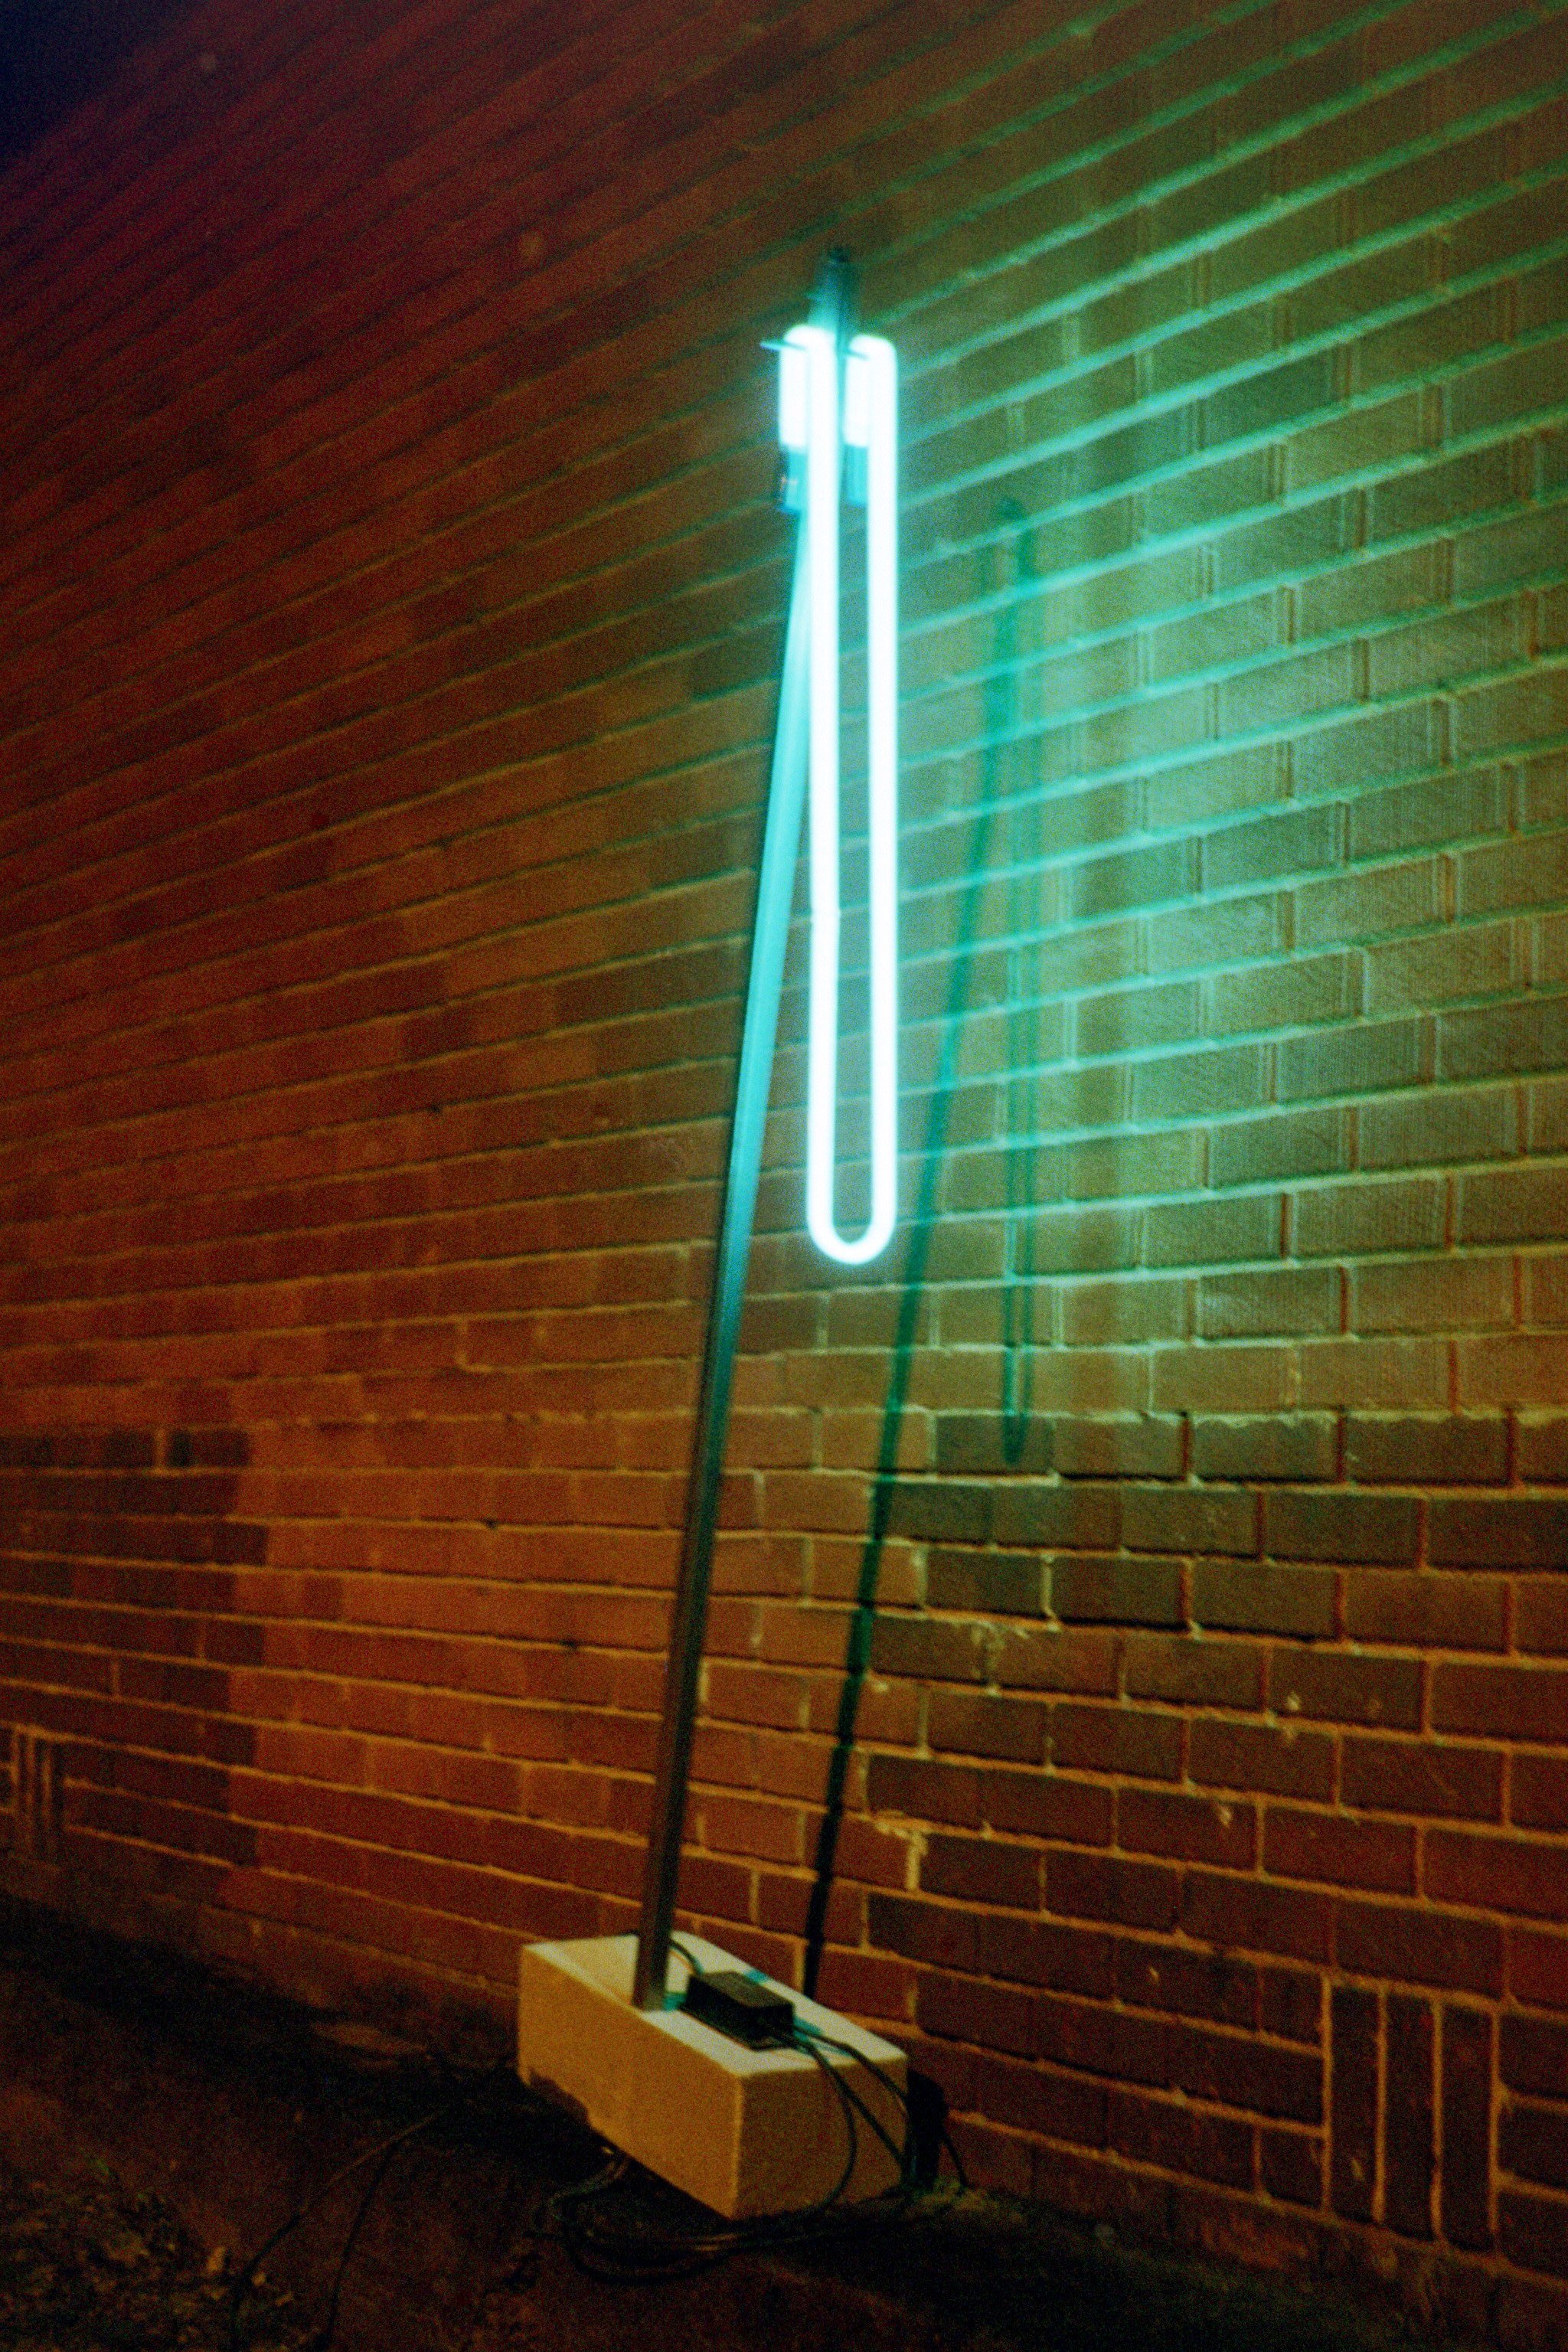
<box><xmin>674</xmin><ymin>1935</ymin><xmax>965</xmax><ymax>2191</ymax></box>
<box><xmin>231</xmin><ymin>1955</ymin><xmax>969</xmax><ymax>2341</ymax></box>
<box><xmin>501</xmin><ymin>1935</ymin><xmax>964</xmax><ymax>2282</ymax></box>
<box><xmin>226</xmin><ymin>2057</ymin><xmax>513</xmax><ymax>2352</ymax></box>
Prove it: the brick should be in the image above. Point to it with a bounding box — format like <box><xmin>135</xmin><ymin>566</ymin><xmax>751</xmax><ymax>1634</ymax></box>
<box><xmin>1114</xmin><ymin>1938</ymin><xmax>1258</xmax><ymax>2030</ymax></box>
<box><xmin>1264</xmin><ymin>1489</ymin><xmax>1418</xmax><ymax>1566</ymax></box>
<box><xmin>1259</xmin><ymin>1965</ymin><xmax>1323</xmax><ymax>2047</ymax></box>
<box><xmin>1279</xmin><ymin>1020</ymin><xmax>1426</xmax><ymax>1104</ymax></box>
<box><xmin>1132</xmin><ymin>1044</ymin><xmax>1267</xmax><ymax>1125</ymax></box>
<box><xmin>1513</xmin><ymin>1754</ymin><xmax>1568</xmax><ymax>1831</ymax></box>
<box><xmin>1336</xmin><ymin>1901</ymin><xmax>1502</xmax><ymax>1998</ymax></box>
<box><xmin>1046</xmin><ymin>1554</ymin><xmax>1183</xmax><ymax>1626</ymax></box>
<box><xmin>1048</xmin><ymin>1703</ymin><xmax>1182</xmax><ymax>1782</ymax></box>
<box><xmin>1123</xmin><ymin>1633</ymin><xmax>1263</xmax><ymax>1709</ymax></box>
<box><xmin>1070</xmin><ymin>839</ymin><xmax>1196</xmax><ymax>921</ymax></box>
<box><xmin>921</xmin><ymin>1832</ymin><xmax>1041</xmax><ymax>1910</ymax></box>
<box><xmin>976</xmin><ymin>2052</ymin><xmax>1107</xmax><ymax>2149</ymax></box>
<box><xmin>1269</xmin><ymin>1651</ymin><xmax>1422</xmax><ymax>1731</ymax></box>
<box><xmin>1125</xmin><ymin>1481</ymin><xmax>1259</xmax><ymax>1555</ymax></box>
<box><xmin>1459</xmin><ymin>1167</ymin><xmax>1568</xmax><ymax>1248</ymax></box>
<box><xmin>929</xmin><ymin>1692</ymin><xmax>1049</xmax><ymax>1766</ymax></box>
<box><xmin>871</xmin><ymin>1615</ymin><xmax>993</xmax><ymax>1683</ymax></box>
<box><xmin>865</xmin><ymin>1755</ymin><xmax>982</xmax><ymax>1829</ymax></box>
<box><xmin>1297</xmin><ymin>860</ymin><xmax>1442</xmax><ymax>949</ymax></box>
<box><xmin>933</xmin><ymin>1415</ymin><xmax>1054</xmax><ymax>1475</ymax></box>
<box><xmin>1429</xmin><ymin>1498</ymin><xmax>1568</xmax><ymax>1569</ymax></box>
<box><xmin>1192</xmin><ymin>1560</ymin><xmax>1336</xmax><ymax>1638</ymax></box>
<box><xmin>1197</xmin><ymin>1266</ymin><xmax>1340</xmax><ymax>1341</ymax></box>
<box><xmin>1145</xmin><ymin>1196</ymin><xmax>1282</xmax><ymax>1269</ymax></box>
<box><xmin>1076</xmin><ymin>978</ymin><xmax>1200</xmax><ymax>1057</ymax></box>
<box><xmin>1211</xmin><ymin>1107</ymin><xmax>1351</xmax><ymax>1188</ymax></box>
<box><xmin>1047</xmin><ymin>1851</ymin><xmax>1181</xmax><ymax>1933</ymax></box>
<box><xmin>1161</xmin><ymin>1345</ymin><xmax>1297</xmax><ymax>1411</ymax></box>
<box><xmin>916</xmin><ymin>1969</ymin><xmax>1036</xmax><ymax>2059</ymax></box>
<box><xmin>991</xmin><ymin>1481</ymin><xmax>1119</xmax><ymax>1550</ymax></box>
<box><xmin>1384</xmin><ymin>1994</ymin><xmax>1435</xmax><ymax>2239</ymax></box>
<box><xmin>1499</xmin><ymin>2190</ymin><xmax>1568</xmax><ymax>2282</ymax></box>
<box><xmin>1340</xmin><ymin>1736</ymin><xmax>1501</xmax><ymax>1822</ymax></box>
<box><xmin>1350</xmin><ymin>763</ymin><xmax>1506</xmax><ymax>860</ymax></box>
<box><xmin>1021</xmin><ymin>1251</ymin><xmax>1162</xmax><ymax>1334</ymax></box>
<box><xmin>1189</xmin><ymin>1720</ymin><xmax>1335</xmax><ymax>1803</ymax></box>
<box><xmin>1459</xmin><ymin>1334</ymin><xmax>1568</xmax><ymax>1407</ymax></box>
<box><xmin>1329</xmin><ymin>1986</ymin><xmax>1377</xmax><ymax>2222</ymax></box>
<box><xmin>1361</xmin><ymin>1086</ymin><xmax>1516</xmax><ymax>1171</ymax></box>
<box><xmin>1184</xmin><ymin>1872</ymin><xmax>1332</xmax><ymax>1965</ymax></box>
<box><xmin>1433</xmin><ymin>1664</ymin><xmax>1568</xmax><ymax>1743</ymax></box>
<box><xmin>1264</xmin><ymin>1805</ymin><xmax>1416</xmax><ymax>1895</ymax></box>
<box><xmin>1342</xmin><ymin>1570</ymin><xmax>1508</xmax><ymax>1651</ymax></box>
<box><xmin>887</xmin><ymin>1480</ymin><xmax>991</xmax><ymax>1544</ymax></box>
<box><xmin>1371</xmin><ymin>916</ymin><xmax>1520</xmax><ymax>1030</ymax></box>
<box><xmin>1062</xmin><ymin>1279</ymin><xmax>1194</xmax><ymax>1354</ymax></box>
<box><xmin>1518</xmin><ymin>1416</ymin><xmax>1568</xmax><ymax>1483</ymax></box>
<box><xmin>1442</xmin><ymin>2006</ymin><xmax>1496</xmax><ymax>2251</ymax></box>
<box><xmin>1343</xmin><ymin>1414</ymin><xmax>1508</xmax><ymax>1487</ymax></box>
<box><xmin>1204</xmin><ymin>806</ymin><xmax>1339</xmax><ymax>893</ymax></box>
<box><xmin>1260</xmin><ymin>2127</ymin><xmax>1322</xmax><ymax>2208</ymax></box>
<box><xmin>1119</xmin><ymin>1786</ymin><xmax>1257</xmax><ymax>1870</ymax></box>
<box><xmin>1427</xmin><ymin>1830</ymin><xmax>1568</xmax><ymax>1924</ymax></box>
<box><xmin>1501</xmin><ymin>2014</ymin><xmax>1568</xmax><ymax>2102</ymax></box>
<box><xmin>993</xmin><ymin>1625</ymin><xmax>1120</xmax><ymax>1694</ymax></box>
<box><xmin>987</xmin><ymin>1766</ymin><xmax>1118</xmax><ymax>1851</ymax></box>
<box><xmin>978</xmin><ymin>1915</ymin><xmax>1114</xmax><ymax>1998</ymax></box>
<box><xmin>1191</xmin><ymin>1414</ymin><xmax>1335</xmax><ymax>1482</ymax></box>
<box><xmin>1175</xmin><ymin>2022</ymin><xmax>1325</xmax><ymax>2135</ymax></box>
<box><xmin>1051</xmin><ymin>1415</ymin><xmax>1186</xmax><ymax>1478</ymax></box>
<box><xmin>1442</xmin><ymin>995</ymin><xmax>1568</xmax><ymax>1083</ymax></box>
<box><xmin>926</xmin><ymin>1547</ymin><xmax>1045</xmax><ymax>1615</ymax></box>
<box><xmin>1027</xmin><ymin>1204</ymin><xmax>1142</xmax><ymax>1272</ymax></box>
<box><xmin>1501</xmin><ymin>2102</ymin><xmax>1568</xmax><ymax>2194</ymax></box>
<box><xmin>867</xmin><ymin>1893</ymin><xmax>978</xmax><ymax>1976</ymax></box>
<box><xmin>1107</xmin><ymin>2086</ymin><xmax>1254</xmax><ymax>2189</ymax></box>
<box><xmin>1207</xmin><ymin>952</ymin><xmax>1358</xmax><ymax>1037</ymax></box>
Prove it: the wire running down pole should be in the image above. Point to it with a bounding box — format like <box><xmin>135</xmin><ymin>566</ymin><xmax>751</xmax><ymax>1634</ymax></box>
<box><xmin>632</xmin><ymin>253</ymin><xmax>855</xmax><ymax>2011</ymax></box>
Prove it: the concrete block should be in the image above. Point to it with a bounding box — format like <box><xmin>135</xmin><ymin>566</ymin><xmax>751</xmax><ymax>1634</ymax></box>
<box><xmin>516</xmin><ymin>1933</ymin><xmax>906</xmax><ymax>2219</ymax></box>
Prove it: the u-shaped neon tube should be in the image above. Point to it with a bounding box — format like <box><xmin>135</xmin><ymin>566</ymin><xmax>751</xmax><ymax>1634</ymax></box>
<box><xmin>779</xmin><ymin>324</ymin><xmax>898</xmax><ymax>1266</ymax></box>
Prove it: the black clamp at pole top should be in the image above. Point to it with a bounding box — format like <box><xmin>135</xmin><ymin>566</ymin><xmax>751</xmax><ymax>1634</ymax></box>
<box><xmin>778</xmin><ymin>250</ymin><xmax>861</xmax><ymax>514</ymax></box>
<box><xmin>809</xmin><ymin>247</ymin><xmax>858</xmax><ymax>348</ymax></box>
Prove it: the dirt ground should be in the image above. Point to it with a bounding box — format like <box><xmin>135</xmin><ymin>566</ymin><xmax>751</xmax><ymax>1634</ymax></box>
<box><xmin>0</xmin><ymin>2130</ymin><xmax>1478</xmax><ymax>2352</ymax></box>
<box><xmin>0</xmin><ymin>1908</ymin><xmax>1488</xmax><ymax>2352</ymax></box>
<box><xmin>0</xmin><ymin>2152</ymin><xmax>311</xmax><ymax>2352</ymax></box>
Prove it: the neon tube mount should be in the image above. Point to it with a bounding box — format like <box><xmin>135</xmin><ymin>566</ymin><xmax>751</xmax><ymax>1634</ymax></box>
<box><xmin>632</xmin><ymin>254</ymin><xmax>900</xmax><ymax>2009</ymax></box>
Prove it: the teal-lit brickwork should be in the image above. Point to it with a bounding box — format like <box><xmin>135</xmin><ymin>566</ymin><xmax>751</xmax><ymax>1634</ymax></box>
<box><xmin>2</xmin><ymin>1</ymin><xmax>1568</xmax><ymax>2331</ymax></box>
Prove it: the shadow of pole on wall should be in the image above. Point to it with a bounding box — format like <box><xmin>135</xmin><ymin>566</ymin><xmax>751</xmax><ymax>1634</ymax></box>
<box><xmin>802</xmin><ymin>508</ymin><xmax>1034</xmax><ymax>1999</ymax></box>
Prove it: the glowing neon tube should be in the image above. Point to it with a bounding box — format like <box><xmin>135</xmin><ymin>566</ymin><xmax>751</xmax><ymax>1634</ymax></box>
<box><xmin>779</xmin><ymin>323</ymin><xmax>898</xmax><ymax>1266</ymax></box>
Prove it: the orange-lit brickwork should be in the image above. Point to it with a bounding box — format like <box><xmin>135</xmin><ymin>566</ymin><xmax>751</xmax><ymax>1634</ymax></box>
<box><xmin>3</xmin><ymin>0</ymin><xmax>1568</xmax><ymax>2335</ymax></box>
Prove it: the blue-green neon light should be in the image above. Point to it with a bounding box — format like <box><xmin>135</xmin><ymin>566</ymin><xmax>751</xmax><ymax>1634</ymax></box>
<box><xmin>779</xmin><ymin>324</ymin><xmax>899</xmax><ymax>1266</ymax></box>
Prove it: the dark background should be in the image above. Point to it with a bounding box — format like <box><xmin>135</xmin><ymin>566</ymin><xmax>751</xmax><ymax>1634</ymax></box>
<box><xmin>0</xmin><ymin>0</ymin><xmax>191</xmax><ymax>158</ymax></box>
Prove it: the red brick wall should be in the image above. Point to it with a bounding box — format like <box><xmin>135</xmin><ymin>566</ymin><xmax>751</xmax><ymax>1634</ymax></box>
<box><xmin>3</xmin><ymin>0</ymin><xmax>1568</xmax><ymax>2332</ymax></box>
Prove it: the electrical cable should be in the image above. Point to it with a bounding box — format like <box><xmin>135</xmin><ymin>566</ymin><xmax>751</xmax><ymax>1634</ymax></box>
<box><xmin>671</xmin><ymin>1930</ymin><xmax>969</xmax><ymax>2194</ymax></box>
<box><xmin>995</xmin><ymin>506</ymin><xmax>1040</xmax><ymax>1465</ymax></box>
<box><xmin>306</xmin><ymin>1959</ymin><xmax>968</xmax><ymax>2335</ymax></box>
<box><xmin>225</xmin><ymin>2057</ymin><xmax>511</xmax><ymax>2352</ymax></box>
<box><xmin>790</xmin><ymin>2019</ymin><xmax>919</xmax><ymax>2179</ymax></box>
<box><xmin>506</xmin><ymin>1931</ymin><xmax>963</xmax><ymax>2290</ymax></box>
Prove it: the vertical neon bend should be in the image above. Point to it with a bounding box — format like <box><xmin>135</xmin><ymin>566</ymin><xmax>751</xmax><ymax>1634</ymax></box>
<box><xmin>779</xmin><ymin>323</ymin><xmax>899</xmax><ymax>1266</ymax></box>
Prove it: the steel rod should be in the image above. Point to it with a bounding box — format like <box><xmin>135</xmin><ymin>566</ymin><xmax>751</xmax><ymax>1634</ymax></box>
<box><xmin>632</xmin><ymin>258</ymin><xmax>851</xmax><ymax>2011</ymax></box>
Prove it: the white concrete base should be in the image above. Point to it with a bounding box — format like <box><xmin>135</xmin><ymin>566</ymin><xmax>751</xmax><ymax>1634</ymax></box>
<box><xmin>516</xmin><ymin>1932</ymin><xmax>906</xmax><ymax>2219</ymax></box>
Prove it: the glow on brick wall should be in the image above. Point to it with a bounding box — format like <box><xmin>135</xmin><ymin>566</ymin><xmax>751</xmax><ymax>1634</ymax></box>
<box><xmin>2</xmin><ymin>0</ymin><xmax>1568</xmax><ymax>2334</ymax></box>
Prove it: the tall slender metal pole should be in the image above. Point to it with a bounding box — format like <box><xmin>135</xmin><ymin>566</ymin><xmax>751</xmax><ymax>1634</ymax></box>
<box><xmin>632</xmin><ymin>257</ymin><xmax>853</xmax><ymax>2011</ymax></box>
